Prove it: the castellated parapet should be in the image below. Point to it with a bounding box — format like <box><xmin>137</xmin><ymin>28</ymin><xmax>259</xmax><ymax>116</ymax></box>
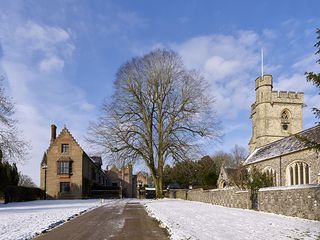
<box><xmin>249</xmin><ymin>74</ymin><xmax>304</xmax><ymax>153</ymax></box>
<box><xmin>271</xmin><ymin>91</ymin><xmax>304</xmax><ymax>103</ymax></box>
<box><xmin>255</xmin><ymin>74</ymin><xmax>273</xmax><ymax>90</ymax></box>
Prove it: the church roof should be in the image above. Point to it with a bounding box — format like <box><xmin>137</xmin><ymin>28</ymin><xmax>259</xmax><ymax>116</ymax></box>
<box><xmin>225</xmin><ymin>167</ymin><xmax>237</xmax><ymax>176</ymax></box>
<box><xmin>245</xmin><ymin>125</ymin><xmax>320</xmax><ymax>165</ymax></box>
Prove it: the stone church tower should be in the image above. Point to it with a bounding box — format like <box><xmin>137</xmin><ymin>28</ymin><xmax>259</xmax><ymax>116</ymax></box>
<box><xmin>249</xmin><ymin>74</ymin><xmax>304</xmax><ymax>153</ymax></box>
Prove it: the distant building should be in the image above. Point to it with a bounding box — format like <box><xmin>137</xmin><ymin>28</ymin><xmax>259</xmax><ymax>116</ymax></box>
<box><xmin>40</xmin><ymin>124</ymin><xmax>107</xmax><ymax>199</ymax></box>
<box><xmin>105</xmin><ymin>166</ymin><xmax>151</xmax><ymax>198</ymax></box>
<box><xmin>105</xmin><ymin>165</ymin><xmax>133</xmax><ymax>198</ymax></box>
<box><xmin>134</xmin><ymin>171</ymin><xmax>152</xmax><ymax>198</ymax></box>
<box><xmin>245</xmin><ymin>75</ymin><xmax>320</xmax><ymax>186</ymax></box>
<box><xmin>135</xmin><ymin>171</ymin><xmax>150</xmax><ymax>189</ymax></box>
<box><xmin>217</xmin><ymin>165</ymin><xmax>237</xmax><ymax>189</ymax></box>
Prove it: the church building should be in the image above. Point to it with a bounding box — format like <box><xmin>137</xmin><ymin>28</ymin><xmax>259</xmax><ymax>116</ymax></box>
<box><xmin>245</xmin><ymin>74</ymin><xmax>320</xmax><ymax>186</ymax></box>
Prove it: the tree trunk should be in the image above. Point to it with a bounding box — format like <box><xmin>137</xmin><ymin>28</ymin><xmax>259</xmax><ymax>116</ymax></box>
<box><xmin>155</xmin><ymin>177</ymin><xmax>163</xmax><ymax>198</ymax></box>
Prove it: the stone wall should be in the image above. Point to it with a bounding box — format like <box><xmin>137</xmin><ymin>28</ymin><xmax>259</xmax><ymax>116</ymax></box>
<box><xmin>188</xmin><ymin>188</ymin><xmax>251</xmax><ymax>209</ymax></box>
<box><xmin>167</xmin><ymin>185</ymin><xmax>320</xmax><ymax>221</ymax></box>
<box><xmin>168</xmin><ymin>188</ymin><xmax>251</xmax><ymax>209</ymax></box>
<box><xmin>258</xmin><ymin>185</ymin><xmax>320</xmax><ymax>221</ymax></box>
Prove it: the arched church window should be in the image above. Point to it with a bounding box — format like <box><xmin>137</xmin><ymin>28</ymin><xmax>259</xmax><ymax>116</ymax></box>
<box><xmin>305</xmin><ymin>165</ymin><xmax>309</xmax><ymax>184</ymax></box>
<box><xmin>299</xmin><ymin>162</ymin><xmax>303</xmax><ymax>184</ymax></box>
<box><xmin>262</xmin><ymin>167</ymin><xmax>276</xmax><ymax>186</ymax></box>
<box><xmin>281</xmin><ymin>110</ymin><xmax>290</xmax><ymax>131</ymax></box>
<box><xmin>294</xmin><ymin>164</ymin><xmax>299</xmax><ymax>184</ymax></box>
<box><xmin>286</xmin><ymin>161</ymin><xmax>310</xmax><ymax>185</ymax></box>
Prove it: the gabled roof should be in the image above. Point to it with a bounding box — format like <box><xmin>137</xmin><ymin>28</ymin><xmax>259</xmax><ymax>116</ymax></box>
<box><xmin>218</xmin><ymin>165</ymin><xmax>237</xmax><ymax>180</ymax></box>
<box><xmin>43</xmin><ymin>125</ymin><xmax>104</xmax><ymax>170</ymax></box>
<box><xmin>245</xmin><ymin>125</ymin><xmax>320</xmax><ymax>165</ymax></box>
<box><xmin>41</xmin><ymin>152</ymin><xmax>47</xmax><ymax>166</ymax></box>
<box><xmin>225</xmin><ymin>167</ymin><xmax>237</xmax><ymax>176</ymax></box>
<box><xmin>47</xmin><ymin>126</ymin><xmax>84</xmax><ymax>153</ymax></box>
<box><xmin>90</xmin><ymin>156</ymin><xmax>102</xmax><ymax>168</ymax></box>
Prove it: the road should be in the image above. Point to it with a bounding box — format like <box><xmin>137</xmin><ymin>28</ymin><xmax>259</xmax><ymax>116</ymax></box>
<box><xmin>35</xmin><ymin>200</ymin><xmax>169</xmax><ymax>240</ymax></box>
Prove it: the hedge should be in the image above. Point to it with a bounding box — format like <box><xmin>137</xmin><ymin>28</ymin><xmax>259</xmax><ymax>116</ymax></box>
<box><xmin>4</xmin><ymin>186</ymin><xmax>46</xmax><ymax>203</ymax></box>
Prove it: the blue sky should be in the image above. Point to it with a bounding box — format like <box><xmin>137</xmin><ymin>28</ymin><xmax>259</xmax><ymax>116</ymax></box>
<box><xmin>0</xmin><ymin>0</ymin><xmax>320</xmax><ymax>185</ymax></box>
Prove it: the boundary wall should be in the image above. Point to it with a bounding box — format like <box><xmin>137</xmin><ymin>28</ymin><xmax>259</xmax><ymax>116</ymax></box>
<box><xmin>166</xmin><ymin>184</ymin><xmax>320</xmax><ymax>221</ymax></box>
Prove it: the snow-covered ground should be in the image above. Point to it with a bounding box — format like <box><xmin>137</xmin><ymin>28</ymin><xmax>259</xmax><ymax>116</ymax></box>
<box><xmin>2</xmin><ymin>198</ymin><xmax>319</xmax><ymax>240</ymax></box>
<box><xmin>0</xmin><ymin>199</ymin><xmax>104</xmax><ymax>240</ymax></box>
<box><xmin>143</xmin><ymin>199</ymin><xmax>320</xmax><ymax>240</ymax></box>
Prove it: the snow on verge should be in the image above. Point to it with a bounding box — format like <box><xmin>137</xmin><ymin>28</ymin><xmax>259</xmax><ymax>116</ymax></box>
<box><xmin>143</xmin><ymin>198</ymin><xmax>320</xmax><ymax>240</ymax></box>
<box><xmin>0</xmin><ymin>199</ymin><xmax>104</xmax><ymax>240</ymax></box>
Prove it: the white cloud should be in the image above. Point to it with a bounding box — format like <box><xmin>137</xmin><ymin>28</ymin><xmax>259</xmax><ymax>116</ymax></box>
<box><xmin>1</xmin><ymin>20</ymin><xmax>74</xmax><ymax>71</ymax></box>
<box><xmin>0</xmin><ymin>15</ymin><xmax>94</xmax><ymax>185</ymax></box>
<box><xmin>39</xmin><ymin>55</ymin><xmax>64</xmax><ymax>72</ymax></box>
<box><xmin>16</xmin><ymin>21</ymin><xmax>70</xmax><ymax>46</ymax></box>
<box><xmin>172</xmin><ymin>31</ymin><xmax>261</xmax><ymax>118</ymax></box>
<box><xmin>292</xmin><ymin>54</ymin><xmax>319</xmax><ymax>72</ymax></box>
<box><xmin>204</xmin><ymin>56</ymin><xmax>242</xmax><ymax>81</ymax></box>
<box><xmin>97</xmin><ymin>10</ymin><xmax>147</xmax><ymax>36</ymax></box>
<box><xmin>262</xmin><ymin>29</ymin><xmax>276</xmax><ymax>39</ymax></box>
<box><xmin>275</xmin><ymin>73</ymin><xmax>313</xmax><ymax>92</ymax></box>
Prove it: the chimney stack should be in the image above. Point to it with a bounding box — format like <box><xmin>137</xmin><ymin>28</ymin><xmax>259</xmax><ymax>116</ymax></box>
<box><xmin>51</xmin><ymin>124</ymin><xmax>57</xmax><ymax>143</ymax></box>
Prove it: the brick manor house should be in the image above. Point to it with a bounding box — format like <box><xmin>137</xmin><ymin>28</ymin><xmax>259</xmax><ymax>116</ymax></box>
<box><xmin>218</xmin><ymin>74</ymin><xmax>320</xmax><ymax>188</ymax></box>
<box><xmin>40</xmin><ymin>125</ymin><xmax>108</xmax><ymax>199</ymax></box>
<box><xmin>40</xmin><ymin>124</ymin><xmax>150</xmax><ymax>199</ymax></box>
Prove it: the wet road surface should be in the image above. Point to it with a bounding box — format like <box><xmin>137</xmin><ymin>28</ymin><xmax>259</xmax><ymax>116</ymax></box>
<box><xmin>35</xmin><ymin>200</ymin><xmax>169</xmax><ymax>240</ymax></box>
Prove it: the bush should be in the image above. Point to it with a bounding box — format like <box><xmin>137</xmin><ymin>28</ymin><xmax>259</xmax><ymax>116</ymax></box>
<box><xmin>4</xmin><ymin>186</ymin><xmax>45</xmax><ymax>203</ymax></box>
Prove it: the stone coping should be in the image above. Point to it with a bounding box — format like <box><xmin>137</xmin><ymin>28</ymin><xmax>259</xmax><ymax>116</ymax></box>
<box><xmin>259</xmin><ymin>184</ymin><xmax>320</xmax><ymax>192</ymax></box>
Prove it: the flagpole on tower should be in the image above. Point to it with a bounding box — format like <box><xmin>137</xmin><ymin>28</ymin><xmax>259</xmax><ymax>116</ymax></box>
<box><xmin>261</xmin><ymin>48</ymin><xmax>264</xmax><ymax>78</ymax></box>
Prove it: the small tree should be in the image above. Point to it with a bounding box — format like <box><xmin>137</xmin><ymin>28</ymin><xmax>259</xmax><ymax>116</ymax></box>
<box><xmin>247</xmin><ymin>166</ymin><xmax>273</xmax><ymax>191</ymax></box>
<box><xmin>162</xmin><ymin>156</ymin><xmax>219</xmax><ymax>189</ymax></box>
<box><xmin>88</xmin><ymin>49</ymin><xmax>221</xmax><ymax>198</ymax></box>
<box><xmin>229</xmin><ymin>165</ymin><xmax>273</xmax><ymax>191</ymax></box>
<box><xmin>197</xmin><ymin>156</ymin><xmax>218</xmax><ymax>187</ymax></box>
<box><xmin>0</xmin><ymin>162</ymin><xmax>19</xmax><ymax>196</ymax></box>
<box><xmin>169</xmin><ymin>160</ymin><xmax>198</xmax><ymax>188</ymax></box>
<box><xmin>228</xmin><ymin>163</ymin><xmax>249</xmax><ymax>190</ymax></box>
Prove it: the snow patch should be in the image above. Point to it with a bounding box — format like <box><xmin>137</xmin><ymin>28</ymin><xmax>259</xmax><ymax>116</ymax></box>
<box><xmin>142</xmin><ymin>198</ymin><xmax>320</xmax><ymax>240</ymax></box>
<box><xmin>0</xmin><ymin>199</ymin><xmax>106</xmax><ymax>240</ymax></box>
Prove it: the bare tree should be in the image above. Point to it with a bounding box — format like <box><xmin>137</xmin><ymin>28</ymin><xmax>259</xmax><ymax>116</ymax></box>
<box><xmin>18</xmin><ymin>173</ymin><xmax>36</xmax><ymax>187</ymax></box>
<box><xmin>88</xmin><ymin>49</ymin><xmax>221</xmax><ymax>198</ymax></box>
<box><xmin>0</xmin><ymin>77</ymin><xmax>29</xmax><ymax>163</ymax></box>
<box><xmin>228</xmin><ymin>145</ymin><xmax>247</xmax><ymax>167</ymax></box>
<box><xmin>211</xmin><ymin>150</ymin><xmax>232</xmax><ymax>173</ymax></box>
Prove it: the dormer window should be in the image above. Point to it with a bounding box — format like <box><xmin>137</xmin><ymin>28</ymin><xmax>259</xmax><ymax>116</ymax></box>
<box><xmin>61</xmin><ymin>144</ymin><xmax>69</xmax><ymax>153</ymax></box>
